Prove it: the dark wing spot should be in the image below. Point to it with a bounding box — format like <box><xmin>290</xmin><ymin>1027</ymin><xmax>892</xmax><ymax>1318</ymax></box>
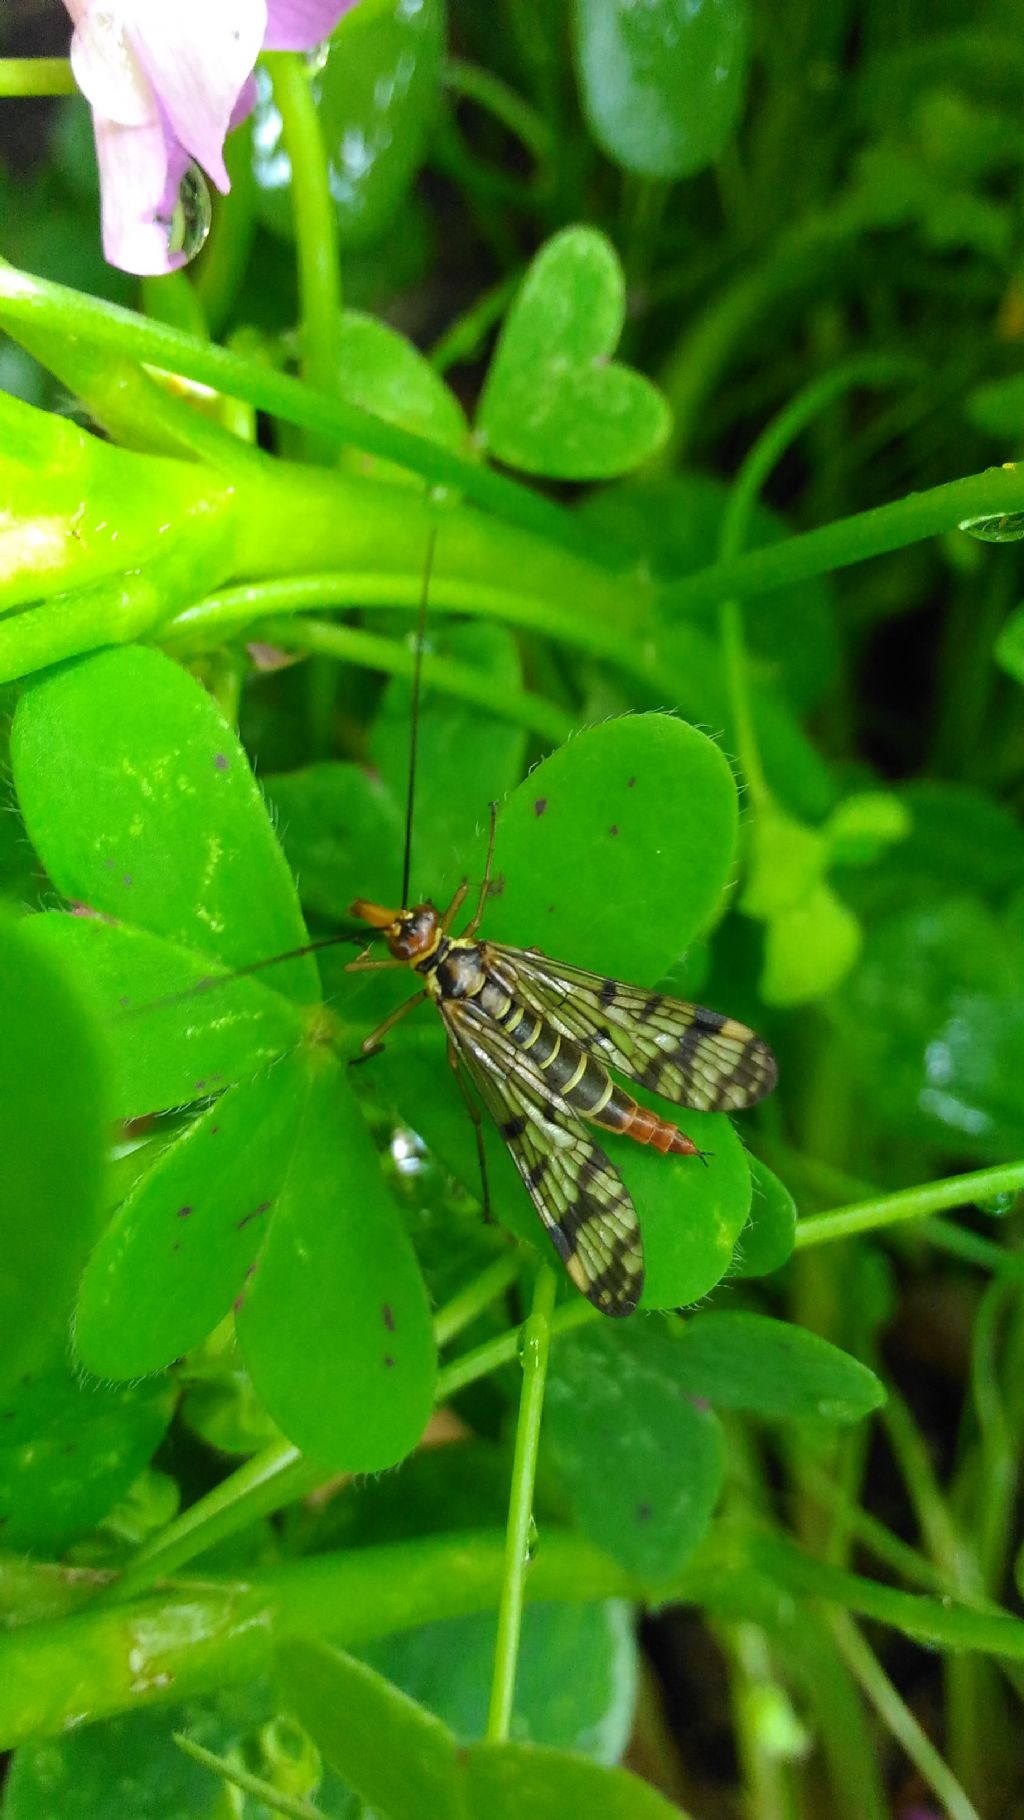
<box><xmin>501</xmin><ymin>1113</ymin><xmax>528</xmax><ymax>1140</ymax></box>
<box><xmin>599</xmin><ymin>977</ymin><xmax>617</xmax><ymax>1007</ymax></box>
<box><xmin>534</xmin><ymin>798</ymin><xmax>548</xmax><ymax>817</ymax></box>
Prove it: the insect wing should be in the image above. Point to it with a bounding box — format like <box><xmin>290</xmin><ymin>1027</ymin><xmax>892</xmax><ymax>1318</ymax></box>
<box><xmin>484</xmin><ymin>946</ymin><xmax>777</xmax><ymax>1113</ymax></box>
<box><xmin>442</xmin><ymin>999</ymin><xmax>644</xmax><ymax>1317</ymax></box>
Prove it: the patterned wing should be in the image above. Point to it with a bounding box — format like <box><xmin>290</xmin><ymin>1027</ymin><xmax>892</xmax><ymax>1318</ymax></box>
<box><xmin>442</xmin><ymin>997</ymin><xmax>644</xmax><ymax>1317</ymax></box>
<box><xmin>484</xmin><ymin>945</ymin><xmax>777</xmax><ymax>1114</ymax></box>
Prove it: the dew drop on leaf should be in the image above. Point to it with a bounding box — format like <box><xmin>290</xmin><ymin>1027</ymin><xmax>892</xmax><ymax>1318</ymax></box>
<box><xmin>957</xmin><ymin>512</ymin><xmax>1024</xmax><ymax>544</ymax></box>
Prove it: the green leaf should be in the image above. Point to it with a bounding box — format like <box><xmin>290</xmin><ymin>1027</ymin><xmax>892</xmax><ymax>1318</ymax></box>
<box><xmin>1</xmin><ymin>1685</ymin><xmax>279</xmax><ymax>1820</ymax></box>
<box><xmin>760</xmin><ymin>879</ymin><xmax>863</xmax><ymax>1007</ymax></box>
<box><xmin>995</xmin><ymin>601</ymin><xmax>1024</xmax><ymax>686</ymax></box>
<box><xmin>672</xmin><ymin>1312</ymin><xmax>886</xmax><ymax>1421</ymax></box>
<box><xmin>334</xmin><ymin>310</ymin><xmax>469</xmax><ymax>454</ymax></box>
<box><xmin>477</xmin><ymin>228</ymin><xmax>671</xmax><ymax>480</ymax></box>
<box><xmin>545</xmin><ymin>1322</ymin><xmax>725</xmax><ymax>1577</ymax></box>
<box><xmin>235</xmin><ymin>1059</ymin><xmax>436</xmax><ymax>1473</ymax></box>
<box><xmin>19</xmin><ymin>913</ymin><xmax>310</xmax><ymax>1120</ymax></box>
<box><xmin>74</xmin><ymin>1061</ymin><xmax>308</xmax><ymax>1380</ymax></box>
<box><xmin>0</xmin><ymin>910</ymin><xmax>108</xmax><ymax>1386</ymax></box>
<box><xmin>0</xmin><ymin>1360</ymin><xmax>174</xmax><ymax>1552</ymax></box>
<box><xmin>279</xmin><ymin>1639</ymin><xmax>689</xmax><ymax>1820</ymax></box>
<box><xmin>731</xmin><ymin>1157</ymin><xmax>796</xmax><ymax>1279</ymax></box>
<box><xmin>265</xmin><ymin>761</ymin><xmax>403</xmax><ymax>923</ymax></box>
<box><xmin>831</xmin><ymin>895</ymin><xmax>1024</xmax><ymax>1157</ymax></box>
<box><xmin>362</xmin><ymin>1602</ymin><xmax>637</xmax><ymax>1762</ymax></box>
<box><xmin>253</xmin><ymin>0</ymin><xmax>444</xmax><ymax>251</ymax></box>
<box><xmin>573</xmin><ymin>0</ymin><xmax>750</xmax><ymax>179</ymax></box>
<box><xmin>11</xmin><ymin>647</ymin><xmax>317</xmax><ymax>1002</ymax></box>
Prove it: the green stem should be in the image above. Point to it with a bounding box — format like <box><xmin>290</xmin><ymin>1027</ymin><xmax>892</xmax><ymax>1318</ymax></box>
<box><xmin>0</xmin><ymin>58</ymin><xmax>76</xmax><ymax>97</ymax></box>
<box><xmin>265</xmin><ymin>52</ymin><xmax>343</xmax><ymax>457</ymax></box>
<box><xmin>443</xmin><ymin>58</ymin><xmax>553</xmax><ymax>165</ymax></box>
<box><xmin>718</xmin><ymin>597</ymin><xmax>770</xmax><ymax>807</ymax></box>
<box><xmin>436</xmin><ymin>1297</ymin><xmax>594</xmax><ymax>1404</ymax></box>
<box><xmin>429</xmin><ymin>273</ymin><xmax>520</xmax><ymax>374</ymax></box>
<box><xmin>793</xmin><ymin>1161</ymin><xmax>1024</xmax><ymax>1250</ymax></box>
<box><xmin>250</xmin><ymin>614</ymin><xmax>573</xmax><ymax>744</ymax></box>
<box><xmin>487</xmin><ymin>1263</ymin><xmax>558</xmax><ymax>1742</ymax></box>
<box><xmin>432</xmin><ymin>1253</ymin><xmax>522</xmax><ymax>1350</ymax></box>
<box><xmin>828</xmin><ymin>1612</ymin><xmax>982</xmax><ymax>1820</ymax></box>
<box><xmin>173</xmin><ymin>1734</ymin><xmax>325</xmax><ymax>1820</ymax></box>
<box><xmin>0</xmin><ymin>259</ymin><xmax>623</xmax><ymax>567</ymax></box>
<box><xmin>661</xmin><ymin>461</ymin><xmax>1024</xmax><ymax>615</ymax></box>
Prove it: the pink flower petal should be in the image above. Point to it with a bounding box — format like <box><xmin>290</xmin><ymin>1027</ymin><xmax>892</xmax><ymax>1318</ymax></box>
<box><xmin>91</xmin><ymin>113</ymin><xmax>188</xmax><ymax>276</ymax></box>
<box><xmin>263</xmin><ymin>0</ymin><xmax>361</xmax><ymax>51</ymax></box>
<box><xmin>69</xmin><ymin>4</ymin><xmax>155</xmax><ymax>128</ymax></box>
<box><xmin>125</xmin><ymin>1</ymin><xmax>267</xmax><ymax>193</ymax></box>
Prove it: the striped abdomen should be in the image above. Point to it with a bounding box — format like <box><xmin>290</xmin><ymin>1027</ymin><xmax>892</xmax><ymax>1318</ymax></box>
<box><xmin>479</xmin><ymin>975</ymin><xmax>700</xmax><ymax>1158</ymax></box>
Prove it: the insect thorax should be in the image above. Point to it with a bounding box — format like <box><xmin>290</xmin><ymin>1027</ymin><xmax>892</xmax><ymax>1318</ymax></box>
<box><xmin>423</xmin><ymin>938</ymin><xmax>487</xmax><ymax>1001</ymax></box>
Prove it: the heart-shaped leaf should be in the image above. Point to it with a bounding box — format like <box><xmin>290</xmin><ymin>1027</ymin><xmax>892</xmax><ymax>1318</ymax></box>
<box><xmin>477</xmin><ymin>227</ymin><xmax>671</xmax><ymax>480</ymax></box>
<box><xmin>574</xmin><ymin>0</ymin><xmax>751</xmax><ymax>179</ymax></box>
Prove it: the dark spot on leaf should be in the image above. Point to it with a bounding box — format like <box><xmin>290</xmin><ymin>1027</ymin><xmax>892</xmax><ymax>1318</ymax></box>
<box><xmin>382</xmin><ymin>1304</ymin><xmax>395</xmax><ymax>1331</ymax></box>
<box><xmin>245</xmin><ymin>1262</ymin><xmax>257</xmax><ymax>1278</ymax></box>
<box><xmin>233</xmin><ymin>1293</ymin><xmax>245</xmax><ymax>1313</ymax></box>
<box><xmin>194</xmin><ymin>1079</ymin><xmax>206</xmax><ymax>1091</ymax></box>
<box><xmin>384</xmin><ymin>1354</ymin><xmax>395</xmax><ymax>1369</ymax></box>
<box><xmin>627</xmin><ymin>777</ymin><xmax>636</xmax><ymax>788</ymax></box>
<box><xmin>119</xmin><ymin>995</ymin><xmax>130</xmax><ymax>1008</ymax></box>
<box><xmin>487</xmin><ymin>872</ymin><xmax>506</xmax><ymax>898</ymax></box>
<box><xmin>689</xmin><ymin>1393</ymin><xmax>711</xmax><ymax>1413</ymax></box>
<box><xmin>210</xmin><ymin>1126</ymin><xmax>220</xmax><ymax>1136</ymax></box>
<box><xmin>213</xmin><ymin>753</ymin><xmax>229</xmax><ymax>771</ymax></box>
<box><xmin>176</xmin><ymin>1205</ymin><xmax>192</xmax><ymax>1220</ymax></box>
<box><xmin>609</xmin><ymin>824</ymin><xmax>619</xmax><ymax>837</ymax></box>
<box><xmin>2</xmin><ymin>1411</ymin><xmax>14</xmax><ymax>1421</ymax></box>
<box><xmin>547</xmin><ymin>904</ymin><xmax>556</xmax><ymax>914</ymax></box>
<box><xmin>105</xmin><ymin>857</ymin><xmax>115</xmax><ymax>869</ymax></box>
<box><xmin>534</xmin><ymin>798</ymin><xmax>548</xmax><ymax>817</ymax></box>
<box><xmin>637</xmin><ymin>1501</ymin><xmax>651</xmax><ymax>1521</ymax></box>
<box><xmin>237</xmin><ymin>1200</ymin><xmax>272</xmax><ymax>1231</ymax></box>
<box><xmin>64</xmin><ymin>1442</ymin><xmax>76</xmax><ymax>1455</ymax></box>
<box><xmin>122</xmin><ymin>875</ymin><xmax>133</xmax><ymax>887</ymax></box>
<box><xmin>172</xmin><ymin>1242</ymin><xmax>181</xmax><ymax>1252</ymax></box>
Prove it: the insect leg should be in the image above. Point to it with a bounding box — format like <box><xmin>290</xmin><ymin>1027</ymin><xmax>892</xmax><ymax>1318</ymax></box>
<box><xmin>346</xmin><ymin>952</ymin><xmax>406</xmax><ymax>973</ymax></box>
<box><xmin>441</xmin><ymin>878</ymin><xmax>470</xmax><ymax>932</ymax></box>
<box><xmin>461</xmin><ymin>800</ymin><xmax>498</xmax><ymax>938</ymax></box>
<box><xmin>350</xmin><ymin>988</ymin><xmax>428</xmax><ymax>1063</ymax></box>
<box><xmin>447</xmin><ymin>1038</ymin><xmax>492</xmax><ymax>1222</ymax></box>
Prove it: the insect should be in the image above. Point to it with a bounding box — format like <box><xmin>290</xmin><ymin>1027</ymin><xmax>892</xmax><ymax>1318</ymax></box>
<box><xmin>347</xmin><ymin>811</ymin><xmax>778</xmax><ymax>1318</ymax></box>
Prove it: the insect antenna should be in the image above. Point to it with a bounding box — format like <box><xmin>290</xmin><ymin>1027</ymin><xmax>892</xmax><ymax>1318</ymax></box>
<box><xmin>400</xmin><ymin>526</ymin><xmax>437</xmax><ymax>909</ymax></box>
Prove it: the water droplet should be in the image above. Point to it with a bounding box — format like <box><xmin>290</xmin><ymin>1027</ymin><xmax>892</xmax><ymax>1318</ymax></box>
<box><xmin>525</xmin><ymin>1516</ymin><xmax>539</xmax><ymax>1562</ymax></box>
<box><xmin>166</xmin><ymin>162</ymin><xmax>211</xmax><ymax>265</ymax></box>
<box><xmin>978</xmin><ymin>1190</ymin><xmax>1017</xmax><ymax>1218</ymax></box>
<box><xmin>958</xmin><ymin>511</ymin><xmax>1024</xmax><ymax>544</ymax></box>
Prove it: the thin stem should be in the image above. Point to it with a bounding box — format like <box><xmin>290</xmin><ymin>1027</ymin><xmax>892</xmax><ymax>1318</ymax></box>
<box><xmin>718</xmin><ymin>596</ymin><xmax>770</xmax><ymax>806</ymax></box>
<box><xmin>487</xmin><ymin>1262</ymin><xmax>558</xmax><ymax>1742</ymax></box>
<box><xmin>793</xmin><ymin>1161</ymin><xmax>1024</xmax><ymax>1250</ymax></box>
<box><xmin>828</xmin><ymin>1613</ymin><xmax>982</xmax><ymax>1820</ymax></box>
<box><xmin>432</xmin><ymin>1253</ymin><xmax>522</xmax><ymax>1350</ymax></box>
<box><xmin>0</xmin><ymin>58</ymin><xmax>76</xmax><ymax>97</ymax></box>
<box><xmin>429</xmin><ymin>273</ymin><xmax>520</xmax><ymax>374</ymax></box>
<box><xmin>173</xmin><ymin>1734</ymin><xmax>325</xmax><ymax>1820</ymax></box>
<box><xmin>443</xmin><ymin>58</ymin><xmax>553</xmax><ymax>166</ymax></box>
<box><xmin>266</xmin><ymin>52</ymin><xmax>343</xmax><ymax>459</ymax></box>
<box><xmin>436</xmin><ymin>1295</ymin><xmax>594</xmax><ymax>1403</ymax></box>
<box><xmin>248</xmin><ymin>614</ymin><xmax>573</xmax><ymax>745</ymax></box>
